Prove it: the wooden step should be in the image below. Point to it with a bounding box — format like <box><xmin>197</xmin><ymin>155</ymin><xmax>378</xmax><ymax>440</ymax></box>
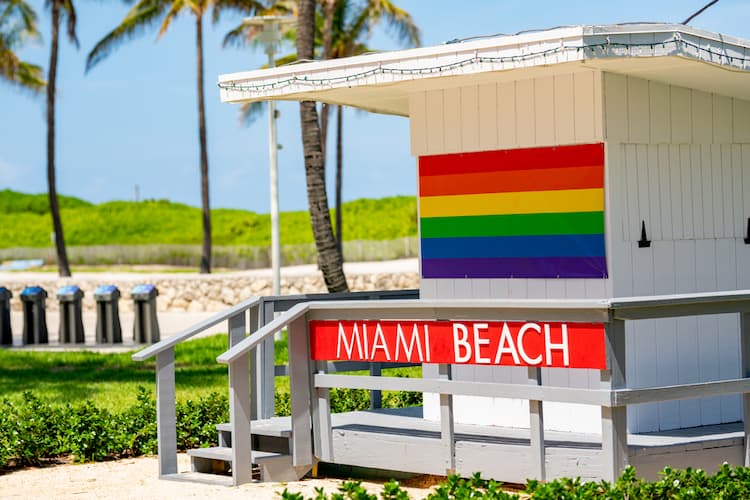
<box><xmin>216</xmin><ymin>417</ymin><xmax>292</xmax><ymax>438</ymax></box>
<box><xmin>187</xmin><ymin>447</ymin><xmax>303</xmax><ymax>482</ymax></box>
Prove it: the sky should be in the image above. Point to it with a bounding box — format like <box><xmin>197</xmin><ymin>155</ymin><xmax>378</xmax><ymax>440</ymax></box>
<box><xmin>2</xmin><ymin>0</ymin><xmax>750</xmax><ymax>213</ymax></box>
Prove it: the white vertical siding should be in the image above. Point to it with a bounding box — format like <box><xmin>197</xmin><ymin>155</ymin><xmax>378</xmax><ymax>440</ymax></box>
<box><xmin>604</xmin><ymin>73</ymin><xmax>750</xmax><ymax>433</ymax></box>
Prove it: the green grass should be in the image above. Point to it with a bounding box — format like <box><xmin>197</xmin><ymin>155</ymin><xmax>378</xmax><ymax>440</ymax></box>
<box><xmin>0</xmin><ymin>190</ymin><xmax>417</xmax><ymax>249</ymax></box>
<box><xmin>0</xmin><ymin>333</ymin><xmax>421</xmax><ymax>412</ymax></box>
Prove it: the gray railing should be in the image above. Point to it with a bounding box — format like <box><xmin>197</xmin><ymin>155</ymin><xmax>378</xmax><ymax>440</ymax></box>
<box><xmin>216</xmin><ymin>291</ymin><xmax>750</xmax><ymax>486</ymax></box>
<box><xmin>131</xmin><ymin>288</ymin><xmax>419</xmax><ymax>479</ymax></box>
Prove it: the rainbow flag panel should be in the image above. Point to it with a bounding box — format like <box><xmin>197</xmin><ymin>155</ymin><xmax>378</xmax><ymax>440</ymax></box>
<box><xmin>419</xmin><ymin>143</ymin><xmax>607</xmax><ymax>279</ymax></box>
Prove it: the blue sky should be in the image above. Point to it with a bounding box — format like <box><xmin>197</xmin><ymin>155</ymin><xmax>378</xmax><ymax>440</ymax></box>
<box><xmin>2</xmin><ymin>0</ymin><xmax>749</xmax><ymax>213</ymax></box>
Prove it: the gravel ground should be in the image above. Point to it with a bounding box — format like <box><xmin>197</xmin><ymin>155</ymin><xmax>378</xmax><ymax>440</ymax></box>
<box><xmin>0</xmin><ymin>454</ymin><xmax>439</xmax><ymax>499</ymax></box>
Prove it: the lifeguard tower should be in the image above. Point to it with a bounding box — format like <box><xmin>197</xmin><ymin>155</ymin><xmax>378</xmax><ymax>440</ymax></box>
<box><xmin>135</xmin><ymin>24</ymin><xmax>750</xmax><ymax>486</ymax></box>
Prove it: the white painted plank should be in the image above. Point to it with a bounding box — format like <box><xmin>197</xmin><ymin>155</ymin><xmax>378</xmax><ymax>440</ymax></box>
<box><xmin>731</xmin><ymin>145</ymin><xmax>744</xmax><ymax>238</ymax></box>
<box><xmin>713</xmin><ymin>94</ymin><xmax>733</xmax><ymax>144</ymax></box>
<box><xmin>697</xmin><ymin>315</ymin><xmax>722</xmax><ymax>426</ymax></box>
<box><xmin>627</xmin><ymin>76</ymin><xmax>650</xmax><ymax>143</ymax></box>
<box><xmin>652</xmin><ymin>241</ymin><xmax>675</xmax><ymax>295</ymax></box>
<box><xmin>634</xmin><ymin>321</ymin><xmax>659</xmax><ymax>432</ymax></box>
<box><xmin>649</xmin><ymin>81</ymin><xmax>670</xmax><ymax>143</ymax></box>
<box><xmin>453</xmin><ymin>279</ymin><xmax>472</xmax><ymax>299</ymax></box>
<box><xmin>691</xmin><ymin>90</ymin><xmax>713</xmax><ymax>144</ymax></box>
<box><xmin>593</xmin><ymin>70</ymin><xmax>604</xmax><ymax>141</ymax></box>
<box><xmin>420</xmin><ymin>278</ymin><xmax>438</xmax><ymax>300</ymax></box>
<box><xmin>647</xmin><ymin>145</ymin><xmax>662</xmax><ymax>240</ymax></box>
<box><xmin>508</xmin><ymin>279</ymin><xmax>528</xmax><ymax>299</ymax></box>
<box><xmin>676</xmin><ymin>317</ymin><xmax>702</xmax><ymax>428</ymax></box>
<box><xmin>718</xmin><ymin>315</ymin><xmax>742</xmax><ymax>423</ymax></box>
<box><xmin>460</xmin><ymin>85</ymin><xmax>479</xmax><ymax>153</ymax></box>
<box><xmin>624</xmin><ymin>145</ymin><xmax>640</xmax><ymax>242</ymax></box>
<box><xmin>497</xmin><ymin>81</ymin><xmax>517</xmax><ymax>147</ymax></box>
<box><xmin>545</xmin><ymin>280</ymin><xmax>566</xmax><ymax>299</ymax></box>
<box><xmin>515</xmin><ymin>79</ymin><xmax>535</xmax><ymax>147</ymax></box>
<box><xmin>690</xmin><ymin>145</ymin><xmax>705</xmax><ymax>239</ymax></box>
<box><xmin>668</xmin><ymin>145</ymin><xmax>683</xmax><ymax>240</ymax></box>
<box><xmin>526</xmin><ymin>280</ymin><xmax>546</xmax><ymax>300</ymax></box>
<box><xmin>584</xmin><ymin>279</ymin><xmax>609</xmax><ymax>300</ymax></box>
<box><xmin>408</xmin><ymin>92</ymin><xmax>428</xmax><ymax>156</ymax></box>
<box><xmin>553</xmin><ymin>74</ymin><xmax>575</xmax><ymax>145</ymax></box>
<box><xmin>565</xmin><ymin>280</ymin><xmax>586</xmax><ymax>299</ymax></box>
<box><xmin>477</xmin><ymin>83</ymin><xmax>498</xmax><ymax>151</ymax></box>
<box><xmin>670</xmin><ymin>86</ymin><xmax>692</xmax><ymax>143</ymax></box>
<box><xmin>534</xmin><ymin>76</ymin><xmax>555</xmax><ymax>146</ymax></box>
<box><xmin>657</xmin><ymin>145</ymin><xmax>672</xmax><ymax>240</ymax></box>
<box><xmin>573</xmin><ymin>71</ymin><xmax>596</xmax><ymax>142</ymax></box>
<box><xmin>636</xmin><ymin>145</ymin><xmax>651</xmax><ymax>240</ymax></box>
<box><xmin>436</xmin><ymin>279</ymin><xmax>456</xmax><ymax>300</ymax></box>
<box><xmin>471</xmin><ymin>279</ymin><xmax>491</xmax><ymax>300</ymax></box>
<box><xmin>604</xmin><ymin>73</ymin><xmax>628</xmax><ymax>142</ymax></box>
<box><xmin>443</xmin><ymin>87</ymin><xmax>462</xmax><ymax>153</ymax></box>
<box><xmin>700</xmin><ymin>145</ymin><xmax>716</xmax><ymax>239</ymax></box>
<box><xmin>680</xmin><ymin>145</ymin><xmax>695</xmax><ymax>239</ymax></box>
<box><xmin>611</xmin><ymin>241</ymin><xmax>634</xmax><ymax>298</ymax></box>
<box><xmin>489</xmin><ymin>279</ymin><xmax>510</xmax><ymax>299</ymax></box>
<box><xmin>710</xmin><ymin>144</ymin><xmax>732</xmax><ymax>238</ymax></box>
<box><xmin>607</xmin><ymin>143</ymin><xmax>626</xmax><ymax>242</ymax></box>
<box><xmin>742</xmin><ymin>145</ymin><xmax>750</xmax><ymax>241</ymax></box>
<box><xmin>732</xmin><ymin>98</ymin><xmax>750</xmax><ymax>143</ymax></box>
<box><xmin>654</xmin><ymin>318</ymin><xmax>680</xmax><ymax>430</ymax></box>
<box><xmin>721</xmin><ymin>145</ymin><xmax>734</xmax><ymax>238</ymax></box>
<box><xmin>424</xmin><ymin>90</ymin><xmax>445</xmax><ymax>154</ymax></box>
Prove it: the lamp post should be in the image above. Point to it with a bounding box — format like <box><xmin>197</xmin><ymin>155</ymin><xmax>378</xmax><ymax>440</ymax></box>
<box><xmin>245</xmin><ymin>16</ymin><xmax>294</xmax><ymax>296</ymax></box>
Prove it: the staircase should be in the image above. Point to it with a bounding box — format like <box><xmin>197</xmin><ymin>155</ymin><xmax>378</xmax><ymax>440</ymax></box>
<box><xmin>186</xmin><ymin>418</ymin><xmax>307</xmax><ymax>483</ymax></box>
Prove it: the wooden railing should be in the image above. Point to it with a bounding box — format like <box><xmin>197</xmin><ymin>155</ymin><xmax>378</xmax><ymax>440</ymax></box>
<box><xmin>131</xmin><ymin>289</ymin><xmax>419</xmax><ymax>481</ymax></box>
<box><xmin>216</xmin><ymin>291</ymin><xmax>750</xmax><ymax>486</ymax></box>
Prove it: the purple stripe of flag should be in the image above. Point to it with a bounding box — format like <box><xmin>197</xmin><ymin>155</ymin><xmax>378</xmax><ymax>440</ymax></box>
<box><xmin>422</xmin><ymin>257</ymin><xmax>608</xmax><ymax>279</ymax></box>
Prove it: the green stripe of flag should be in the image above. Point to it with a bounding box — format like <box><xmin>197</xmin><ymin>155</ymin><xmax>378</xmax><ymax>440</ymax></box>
<box><xmin>420</xmin><ymin>211</ymin><xmax>604</xmax><ymax>239</ymax></box>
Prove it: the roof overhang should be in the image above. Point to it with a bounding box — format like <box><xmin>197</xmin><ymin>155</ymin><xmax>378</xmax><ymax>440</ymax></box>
<box><xmin>218</xmin><ymin>24</ymin><xmax>750</xmax><ymax>117</ymax></box>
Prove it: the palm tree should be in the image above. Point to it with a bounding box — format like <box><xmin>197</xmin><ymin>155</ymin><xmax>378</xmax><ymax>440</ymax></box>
<box><xmin>297</xmin><ymin>0</ymin><xmax>347</xmax><ymax>292</ymax></box>
<box><xmin>46</xmin><ymin>0</ymin><xmax>79</xmax><ymax>277</ymax></box>
<box><xmin>86</xmin><ymin>0</ymin><xmax>265</xmax><ymax>274</ymax></box>
<box><xmin>323</xmin><ymin>0</ymin><xmax>419</xmax><ymax>252</ymax></box>
<box><xmin>0</xmin><ymin>0</ymin><xmax>45</xmax><ymax>91</ymax></box>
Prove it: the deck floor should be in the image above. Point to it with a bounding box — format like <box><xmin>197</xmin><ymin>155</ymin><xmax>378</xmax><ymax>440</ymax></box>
<box><xmin>250</xmin><ymin>406</ymin><xmax>745</xmax><ymax>482</ymax></box>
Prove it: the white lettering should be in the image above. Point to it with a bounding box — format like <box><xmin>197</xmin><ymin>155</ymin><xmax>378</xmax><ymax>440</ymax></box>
<box><xmin>473</xmin><ymin>323</ymin><xmax>491</xmax><ymax>364</ymax></box>
<box><xmin>336</xmin><ymin>322</ymin><xmax>363</xmax><ymax>359</ymax></box>
<box><xmin>371</xmin><ymin>323</ymin><xmax>391</xmax><ymax>361</ymax></box>
<box><xmin>517</xmin><ymin>323</ymin><xmax>543</xmax><ymax>365</ymax></box>
<box><xmin>545</xmin><ymin>324</ymin><xmax>570</xmax><ymax>366</ymax></box>
<box><xmin>362</xmin><ymin>324</ymin><xmax>369</xmax><ymax>359</ymax></box>
<box><xmin>395</xmin><ymin>324</ymin><xmax>424</xmax><ymax>362</ymax></box>
<box><xmin>424</xmin><ymin>325</ymin><xmax>431</xmax><ymax>362</ymax></box>
<box><xmin>493</xmin><ymin>323</ymin><xmax>520</xmax><ymax>364</ymax></box>
<box><xmin>453</xmin><ymin>323</ymin><xmax>471</xmax><ymax>363</ymax></box>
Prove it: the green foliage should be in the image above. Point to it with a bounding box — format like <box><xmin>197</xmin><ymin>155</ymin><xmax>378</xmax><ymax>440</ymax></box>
<box><xmin>0</xmin><ymin>189</ymin><xmax>91</xmax><ymax>214</ymax></box>
<box><xmin>0</xmin><ymin>388</ymin><xmax>227</xmax><ymax>467</ymax></box>
<box><xmin>0</xmin><ymin>189</ymin><xmax>417</xmax><ymax>250</ymax></box>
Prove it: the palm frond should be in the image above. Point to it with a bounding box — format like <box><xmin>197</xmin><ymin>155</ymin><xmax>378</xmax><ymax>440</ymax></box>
<box><xmin>211</xmin><ymin>0</ymin><xmax>266</xmax><ymax>25</ymax></box>
<box><xmin>365</xmin><ymin>0</ymin><xmax>420</xmax><ymax>47</ymax></box>
<box><xmin>61</xmin><ymin>0</ymin><xmax>79</xmax><ymax>47</ymax></box>
<box><xmin>86</xmin><ymin>0</ymin><xmax>168</xmax><ymax>72</ymax></box>
<box><xmin>238</xmin><ymin>100</ymin><xmax>265</xmax><ymax>127</ymax></box>
<box><xmin>158</xmin><ymin>0</ymin><xmax>188</xmax><ymax>37</ymax></box>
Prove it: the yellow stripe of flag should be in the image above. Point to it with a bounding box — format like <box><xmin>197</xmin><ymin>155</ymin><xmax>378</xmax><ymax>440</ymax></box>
<box><xmin>419</xmin><ymin>188</ymin><xmax>604</xmax><ymax>218</ymax></box>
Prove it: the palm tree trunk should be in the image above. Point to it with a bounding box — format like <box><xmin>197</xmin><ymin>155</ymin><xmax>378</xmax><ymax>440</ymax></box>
<box><xmin>196</xmin><ymin>13</ymin><xmax>211</xmax><ymax>274</ymax></box>
<box><xmin>335</xmin><ymin>105</ymin><xmax>343</xmax><ymax>257</ymax></box>
<box><xmin>319</xmin><ymin>0</ymin><xmax>336</xmax><ymax>170</ymax></box>
<box><xmin>297</xmin><ymin>0</ymin><xmax>348</xmax><ymax>292</ymax></box>
<box><xmin>47</xmin><ymin>1</ymin><xmax>70</xmax><ymax>277</ymax></box>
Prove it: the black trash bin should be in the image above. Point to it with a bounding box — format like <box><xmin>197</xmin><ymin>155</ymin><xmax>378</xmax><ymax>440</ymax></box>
<box><xmin>0</xmin><ymin>287</ymin><xmax>12</xmax><ymax>346</ymax></box>
<box><xmin>20</xmin><ymin>286</ymin><xmax>48</xmax><ymax>344</ymax></box>
<box><xmin>57</xmin><ymin>285</ymin><xmax>85</xmax><ymax>344</ymax></box>
<box><xmin>94</xmin><ymin>285</ymin><xmax>122</xmax><ymax>344</ymax></box>
<box><xmin>132</xmin><ymin>284</ymin><xmax>160</xmax><ymax>344</ymax></box>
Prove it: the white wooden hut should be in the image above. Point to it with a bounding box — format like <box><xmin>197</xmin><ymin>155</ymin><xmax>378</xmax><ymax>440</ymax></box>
<box><xmin>220</xmin><ymin>23</ymin><xmax>750</xmax><ymax>436</ymax></box>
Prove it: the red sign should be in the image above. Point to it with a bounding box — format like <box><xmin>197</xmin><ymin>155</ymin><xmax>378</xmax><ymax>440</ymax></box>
<box><xmin>309</xmin><ymin>320</ymin><xmax>606</xmax><ymax>369</ymax></box>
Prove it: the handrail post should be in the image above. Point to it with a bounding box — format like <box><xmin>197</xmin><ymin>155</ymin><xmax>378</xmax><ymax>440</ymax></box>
<box><xmin>156</xmin><ymin>348</ymin><xmax>177</xmax><ymax>476</ymax></box>
<box><xmin>289</xmin><ymin>314</ymin><xmax>313</xmax><ymax>470</ymax></box>
<box><xmin>528</xmin><ymin>366</ymin><xmax>545</xmax><ymax>480</ymax></box>
<box><xmin>312</xmin><ymin>360</ymin><xmax>333</xmax><ymax>462</ymax></box>
<box><xmin>369</xmin><ymin>362</ymin><xmax>382</xmax><ymax>409</ymax></box>
<box><xmin>741</xmin><ymin>311</ymin><xmax>750</xmax><ymax>466</ymax></box>
<box><xmin>228</xmin><ymin>310</ymin><xmax>252</xmax><ymax>485</ymax></box>
<box><xmin>438</xmin><ymin>363</ymin><xmax>455</xmax><ymax>475</ymax></box>
<box><xmin>601</xmin><ymin>317</ymin><xmax>627</xmax><ymax>482</ymax></box>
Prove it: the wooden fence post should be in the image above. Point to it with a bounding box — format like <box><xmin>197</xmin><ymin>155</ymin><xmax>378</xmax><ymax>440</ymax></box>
<box><xmin>289</xmin><ymin>315</ymin><xmax>313</xmax><ymax>469</ymax></box>
<box><xmin>228</xmin><ymin>311</ymin><xmax>252</xmax><ymax>485</ymax></box>
<box><xmin>438</xmin><ymin>363</ymin><xmax>456</xmax><ymax>474</ymax></box>
<box><xmin>528</xmin><ymin>366</ymin><xmax>545</xmax><ymax>480</ymax></box>
<box><xmin>156</xmin><ymin>348</ymin><xmax>177</xmax><ymax>476</ymax></box>
<box><xmin>601</xmin><ymin>317</ymin><xmax>627</xmax><ymax>482</ymax></box>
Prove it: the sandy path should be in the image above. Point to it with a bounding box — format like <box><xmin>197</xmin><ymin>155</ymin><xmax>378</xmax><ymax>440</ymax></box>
<box><xmin>0</xmin><ymin>454</ymin><xmax>437</xmax><ymax>499</ymax></box>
